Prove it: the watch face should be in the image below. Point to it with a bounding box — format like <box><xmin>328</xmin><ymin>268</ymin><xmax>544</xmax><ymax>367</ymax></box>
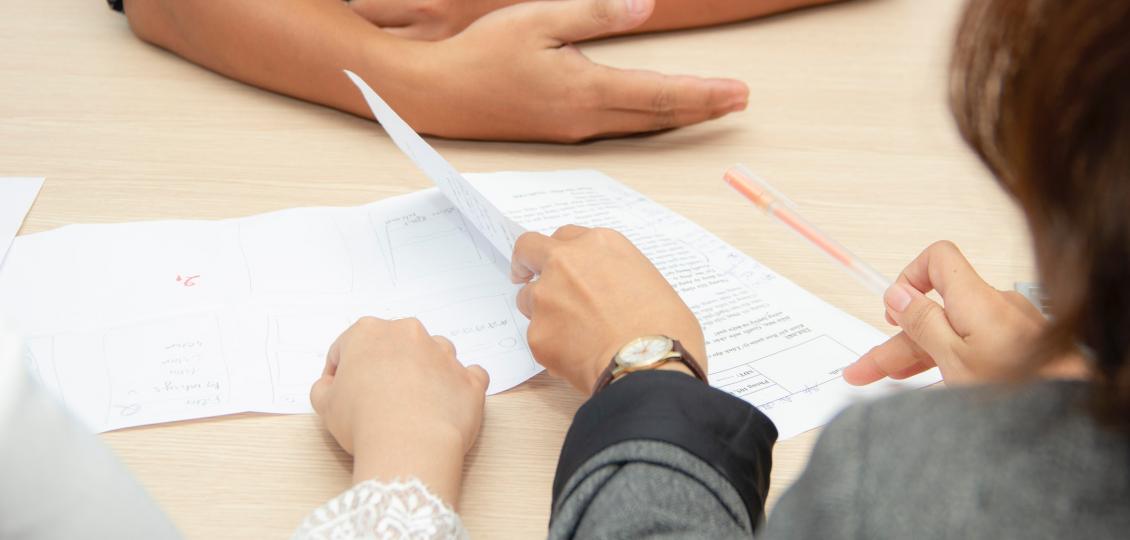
<box><xmin>616</xmin><ymin>335</ymin><xmax>674</xmax><ymax>368</ymax></box>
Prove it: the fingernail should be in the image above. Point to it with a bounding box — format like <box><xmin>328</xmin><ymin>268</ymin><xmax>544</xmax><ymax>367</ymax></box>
<box><xmin>884</xmin><ymin>283</ymin><xmax>913</xmax><ymax>313</ymax></box>
<box><xmin>624</xmin><ymin>0</ymin><xmax>647</xmax><ymax>16</ymax></box>
<box><xmin>729</xmin><ymin>99</ymin><xmax>748</xmax><ymax>112</ymax></box>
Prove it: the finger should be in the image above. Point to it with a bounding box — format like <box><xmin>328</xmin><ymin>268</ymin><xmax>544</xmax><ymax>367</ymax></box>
<box><xmin>594</xmin><ymin>69</ymin><xmax>749</xmax><ymax>134</ymax></box>
<box><xmin>896</xmin><ymin>241</ymin><xmax>994</xmax><ymax>306</ymax></box>
<box><xmin>516</xmin><ymin>281</ymin><xmax>538</xmax><ymax>319</ymax></box>
<box><xmin>510</xmin><ymin>232</ymin><xmax>559</xmax><ymax>283</ymax></box>
<box><xmin>534</xmin><ymin>0</ymin><xmax>655</xmax><ymax>45</ymax></box>
<box><xmin>884</xmin><ymin>282</ymin><xmax>964</xmax><ymax>367</ymax></box>
<box><xmin>842</xmin><ymin>331</ymin><xmax>934</xmax><ymax>385</ymax></box>
<box><xmin>586</xmin><ymin>105</ymin><xmax>739</xmax><ymax>139</ymax></box>
<box><xmin>323</xmin><ymin>331</ymin><xmax>345</xmax><ymax>377</ymax></box>
<box><xmin>551</xmin><ymin>224</ymin><xmax>590</xmax><ymax>241</ymax></box>
<box><xmin>433</xmin><ymin>335</ymin><xmax>457</xmax><ymax>357</ymax></box>
<box><xmin>466</xmin><ymin>364</ymin><xmax>491</xmax><ymax>392</ymax></box>
<box><xmin>889</xmin><ymin>359</ymin><xmax>934</xmax><ymax>380</ymax></box>
<box><xmin>310</xmin><ymin>375</ymin><xmax>332</xmax><ymax>415</ymax></box>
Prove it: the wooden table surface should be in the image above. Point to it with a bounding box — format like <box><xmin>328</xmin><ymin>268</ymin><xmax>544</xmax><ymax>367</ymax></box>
<box><xmin>1</xmin><ymin>0</ymin><xmax>1035</xmax><ymax>537</ymax></box>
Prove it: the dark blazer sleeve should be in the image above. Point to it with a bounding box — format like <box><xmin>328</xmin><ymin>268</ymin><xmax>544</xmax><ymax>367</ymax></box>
<box><xmin>549</xmin><ymin>370</ymin><xmax>778</xmax><ymax>538</ymax></box>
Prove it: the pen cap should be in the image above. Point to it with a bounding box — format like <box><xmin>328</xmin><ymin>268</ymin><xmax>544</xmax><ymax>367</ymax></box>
<box><xmin>724</xmin><ymin>165</ymin><xmax>802</xmax><ymax>212</ymax></box>
<box><xmin>724</xmin><ymin>165</ymin><xmax>892</xmax><ymax>296</ymax></box>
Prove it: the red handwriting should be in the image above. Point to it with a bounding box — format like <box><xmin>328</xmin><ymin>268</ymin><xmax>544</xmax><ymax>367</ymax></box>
<box><xmin>176</xmin><ymin>274</ymin><xmax>201</xmax><ymax>287</ymax></box>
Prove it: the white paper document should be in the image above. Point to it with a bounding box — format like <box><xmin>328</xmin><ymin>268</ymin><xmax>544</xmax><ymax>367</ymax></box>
<box><xmin>0</xmin><ymin>177</ymin><xmax>44</xmax><ymax>267</ymax></box>
<box><xmin>0</xmin><ymin>170</ymin><xmax>938</xmax><ymax>436</ymax></box>
<box><xmin>1</xmin><ymin>188</ymin><xmax>539</xmax><ymax>431</ymax></box>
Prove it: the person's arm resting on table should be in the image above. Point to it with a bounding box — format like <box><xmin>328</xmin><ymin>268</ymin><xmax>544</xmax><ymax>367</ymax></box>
<box><xmin>509</xmin><ymin>226</ymin><xmax>778</xmax><ymax>538</ymax></box>
<box><xmin>635</xmin><ymin>0</ymin><xmax>850</xmax><ymax>34</ymax></box>
<box><xmin>353</xmin><ymin>0</ymin><xmax>848</xmax><ymax>40</ymax></box>
<box><xmin>113</xmin><ymin>0</ymin><xmax>748</xmax><ymax>142</ymax></box>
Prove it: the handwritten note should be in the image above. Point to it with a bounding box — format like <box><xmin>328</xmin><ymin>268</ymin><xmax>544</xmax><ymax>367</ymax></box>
<box><xmin>0</xmin><ymin>189</ymin><xmax>540</xmax><ymax>432</ymax></box>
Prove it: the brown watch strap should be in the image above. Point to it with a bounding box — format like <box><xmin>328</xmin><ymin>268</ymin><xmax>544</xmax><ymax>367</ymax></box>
<box><xmin>592</xmin><ymin>339</ymin><xmax>707</xmax><ymax>394</ymax></box>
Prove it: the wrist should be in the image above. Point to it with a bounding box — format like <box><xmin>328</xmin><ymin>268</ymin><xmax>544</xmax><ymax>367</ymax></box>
<box><xmin>591</xmin><ymin>333</ymin><xmax>709</xmax><ymax>393</ymax></box>
<box><xmin>356</xmin><ymin>37</ymin><xmax>441</xmax><ymax>122</ymax></box>
<box><xmin>352</xmin><ymin>421</ymin><xmax>466</xmax><ymax>507</ymax></box>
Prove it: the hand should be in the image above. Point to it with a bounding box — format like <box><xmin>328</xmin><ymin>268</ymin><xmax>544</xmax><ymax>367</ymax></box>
<box><xmin>310</xmin><ymin>317</ymin><xmax>489</xmax><ymax>505</ymax></box>
<box><xmin>511</xmin><ymin>225</ymin><xmax>707</xmax><ymax>393</ymax></box>
<box><xmin>351</xmin><ymin>0</ymin><xmax>517</xmax><ymax>40</ymax></box>
<box><xmin>842</xmin><ymin>241</ymin><xmax>1048</xmax><ymax>386</ymax></box>
<box><xmin>383</xmin><ymin>0</ymin><xmax>748</xmax><ymax>142</ymax></box>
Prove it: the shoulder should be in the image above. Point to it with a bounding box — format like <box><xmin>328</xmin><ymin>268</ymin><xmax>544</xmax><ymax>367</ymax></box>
<box><xmin>808</xmin><ymin>380</ymin><xmax>1129</xmax><ymax>535</ymax></box>
<box><xmin>815</xmin><ymin>380</ymin><xmax>1105</xmax><ymax>468</ymax></box>
<box><xmin>763</xmin><ymin>381</ymin><xmax>1128</xmax><ymax>539</ymax></box>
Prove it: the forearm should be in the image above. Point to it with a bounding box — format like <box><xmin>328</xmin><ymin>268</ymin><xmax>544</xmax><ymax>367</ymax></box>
<box><xmin>123</xmin><ymin>0</ymin><xmax>408</xmax><ymax>118</ymax></box>
<box><xmin>632</xmin><ymin>0</ymin><xmax>845</xmax><ymax>34</ymax></box>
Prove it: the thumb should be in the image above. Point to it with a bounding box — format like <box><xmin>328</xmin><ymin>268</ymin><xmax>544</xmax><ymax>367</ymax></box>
<box><xmin>536</xmin><ymin>0</ymin><xmax>654</xmax><ymax>44</ymax></box>
<box><xmin>467</xmin><ymin>365</ymin><xmax>491</xmax><ymax>393</ymax></box>
<box><xmin>885</xmin><ymin>282</ymin><xmax>962</xmax><ymax>367</ymax></box>
<box><xmin>310</xmin><ymin>375</ymin><xmax>332</xmax><ymax>415</ymax></box>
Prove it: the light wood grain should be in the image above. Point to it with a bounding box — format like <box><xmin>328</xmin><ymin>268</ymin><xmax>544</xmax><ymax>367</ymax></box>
<box><xmin>1</xmin><ymin>0</ymin><xmax>1034</xmax><ymax>538</ymax></box>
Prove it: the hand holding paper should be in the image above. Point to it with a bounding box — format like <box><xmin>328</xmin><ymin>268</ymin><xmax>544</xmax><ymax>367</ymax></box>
<box><xmin>510</xmin><ymin>225</ymin><xmax>707</xmax><ymax>394</ymax></box>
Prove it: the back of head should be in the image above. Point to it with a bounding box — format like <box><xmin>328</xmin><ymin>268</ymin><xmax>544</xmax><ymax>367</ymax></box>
<box><xmin>949</xmin><ymin>0</ymin><xmax>1130</xmax><ymax>428</ymax></box>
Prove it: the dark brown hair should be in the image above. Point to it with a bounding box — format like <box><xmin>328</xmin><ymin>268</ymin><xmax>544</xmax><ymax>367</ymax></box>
<box><xmin>949</xmin><ymin>0</ymin><xmax>1130</xmax><ymax>428</ymax></box>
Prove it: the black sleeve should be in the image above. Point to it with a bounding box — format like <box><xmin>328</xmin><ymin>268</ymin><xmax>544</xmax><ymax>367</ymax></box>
<box><xmin>551</xmin><ymin>370</ymin><xmax>778</xmax><ymax>527</ymax></box>
<box><xmin>108</xmin><ymin>0</ymin><xmax>123</xmax><ymax>12</ymax></box>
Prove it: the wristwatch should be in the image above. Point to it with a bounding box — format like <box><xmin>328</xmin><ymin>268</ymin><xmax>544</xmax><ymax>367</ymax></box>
<box><xmin>592</xmin><ymin>335</ymin><xmax>707</xmax><ymax>393</ymax></box>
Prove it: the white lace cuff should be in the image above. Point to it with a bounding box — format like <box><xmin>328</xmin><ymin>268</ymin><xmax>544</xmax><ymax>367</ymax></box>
<box><xmin>292</xmin><ymin>477</ymin><xmax>468</xmax><ymax>540</ymax></box>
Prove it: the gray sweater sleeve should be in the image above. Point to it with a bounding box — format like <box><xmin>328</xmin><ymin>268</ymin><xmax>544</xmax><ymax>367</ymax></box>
<box><xmin>549</xmin><ymin>440</ymin><xmax>755</xmax><ymax>539</ymax></box>
<box><xmin>0</xmin><ymin>370</ymin><xmax>182</xmax><ymax>540</ymax></box>
<box><xmin>548</xmin><ymin>371</ymin><xmax>778</xmax><ymax>539</ymax></box>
